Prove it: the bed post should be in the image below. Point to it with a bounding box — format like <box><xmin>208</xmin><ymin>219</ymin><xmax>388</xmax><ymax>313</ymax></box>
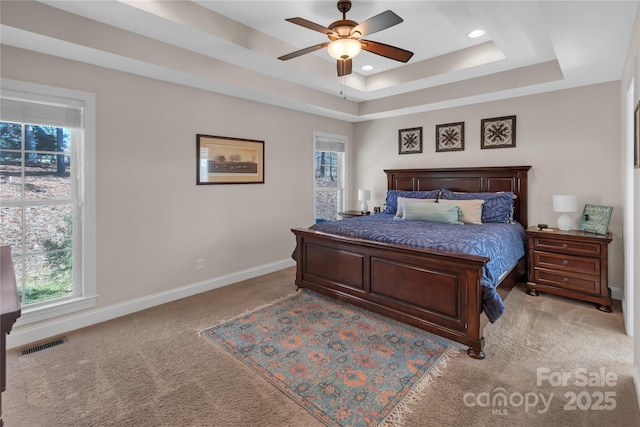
<box><xmin>465</xmin><ymin>270</ymin><xmax>486</xmax><ymax>360</ymax></box>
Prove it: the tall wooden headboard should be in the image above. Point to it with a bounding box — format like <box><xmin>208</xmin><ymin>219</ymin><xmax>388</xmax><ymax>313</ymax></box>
<box><xmin>384</xmin><ymin>166</ymin><xmax>532</xmax><ymax>228</ymax></box>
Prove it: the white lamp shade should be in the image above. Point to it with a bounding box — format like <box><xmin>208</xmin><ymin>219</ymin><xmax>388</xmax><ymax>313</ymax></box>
<box><xmin>358</xmin><ymin>189</ymin><xmax>370</xmax><ymax>213</ymax></box>
<box><xmin>327</xmin><ymin>39</ymin><xmax>362</xmax><ymax>60</ymax></box>
<box><xmin>552</xmin><ymin>195</ymin><xmax>577</xmax><ymax>213</ymax></box>
<box><xmin>358</xmin><ymin>189</ymin><xmax>371</xmax><ymax>201</ymax></box>
<box><xmin>552</xmin><ymin>195</ymin><xmax>577</xmax><ymax>231</ymax></box>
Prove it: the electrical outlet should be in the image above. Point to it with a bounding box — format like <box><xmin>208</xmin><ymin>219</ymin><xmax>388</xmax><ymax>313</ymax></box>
<box><xmin>196</xmin><ymin>258</ymin><xmax>204</xmax><ymax>271</ymax></box>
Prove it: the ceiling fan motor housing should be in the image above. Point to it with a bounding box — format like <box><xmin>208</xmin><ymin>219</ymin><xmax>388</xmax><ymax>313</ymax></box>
<box><xmin>328</xmin><ymin>20</ymin><xmax>358</xmax><ymax>40</ymax></box>
<box><xmin>337</xmin><ymin>0</ymin><xmax>352</xmax><ymax>14</ymax></box>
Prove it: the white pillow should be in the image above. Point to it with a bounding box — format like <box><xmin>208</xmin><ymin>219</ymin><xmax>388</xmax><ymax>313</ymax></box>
<box><xmin>395</xmin><ymin>197</ymin><xmax>436</xmax><ymax>218</ymax></box>
<box><xmin>437</xmin><ymin>199</ymin><xmax>484</xmax><ymax>224</ymax></box>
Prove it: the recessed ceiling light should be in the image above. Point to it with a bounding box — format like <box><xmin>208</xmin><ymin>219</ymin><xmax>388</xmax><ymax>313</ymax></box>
<box><xmin>468</xmin><ymin>29</ymin><xmax>486</xmax><ymax>38</ymax></box>
<box><xmin>361</xmin><ymin>65</ymin><xmax>374</xmax><ymax>71</ymax></box>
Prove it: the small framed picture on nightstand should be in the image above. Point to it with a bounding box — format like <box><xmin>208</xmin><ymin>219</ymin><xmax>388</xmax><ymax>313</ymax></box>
<box><xmin>578</xmin><ymin>204</ymin><xmax>613</xmax><ymax>235</ymax></box>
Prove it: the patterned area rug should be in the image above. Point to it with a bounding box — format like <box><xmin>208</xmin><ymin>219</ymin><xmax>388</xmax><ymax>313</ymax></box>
<box><xmin>202</xmin><ymin>290</ymin><xmax>457</xmax><ymax>427</ymax></box>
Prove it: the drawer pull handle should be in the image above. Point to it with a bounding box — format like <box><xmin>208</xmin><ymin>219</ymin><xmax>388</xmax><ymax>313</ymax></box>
<box><xmin>562</xmin><ymin>277</ymin><xmax>569</xmax><ymax>283</ymax></box>
<box><xmin>562</xmin><ymin>243</ymin><xmax>568</xmax><ymax>249</ymax></box>
<box><xmin>562</xmin><ymin>260</ymin><xmax>569</xmax><ymax>266</ymax></box>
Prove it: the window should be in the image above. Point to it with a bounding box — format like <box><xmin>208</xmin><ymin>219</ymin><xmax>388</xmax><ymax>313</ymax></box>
<box><xmin>0</xmin><ymin>79</ymin><xmax>96</xmax><ymax>324</ymax></box>
<box><xmin>314</xmin><ymin>132</ymin><xmax>346</xmax><ymax>222</ymax></box>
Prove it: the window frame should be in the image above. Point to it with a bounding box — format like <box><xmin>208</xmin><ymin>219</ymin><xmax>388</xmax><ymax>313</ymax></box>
<box><xmin>1</xmin><ymin>78</ymin><xmax>97</xmax><ymax>325</ymax></box>
<box><xmin>313</xmin><ymin>131</ymin><xmax>347</xmax><ymax>222</ymax></box>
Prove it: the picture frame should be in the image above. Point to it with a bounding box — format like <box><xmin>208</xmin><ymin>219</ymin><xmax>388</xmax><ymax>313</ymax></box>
<box><xmin>398</xmin><ymin>127</ymin><xmax>423</xmax><ymax>154</ymax></box>
<box><xmin>196</xmin><ymin>134</ymin><xmax>264</xmax><ymax>185</ymax></box>
<box><xmin>435</xmin><ymin>122</ymin><xmax>465</xmax><ymax>152</ymax></box>
<box><xmin>634</xmin><ymin>100</ymin><xmax>639</xmax><ymax>168</ymax></box>
<box><xmin>481</xmin><ymin>115</ymin><xmax>516</xmax><ymax>149</ymax></box>
<box><xmin>578</xmin><ymin>204</ymin><xmax>613</xmax><ymax>235</ymax></box>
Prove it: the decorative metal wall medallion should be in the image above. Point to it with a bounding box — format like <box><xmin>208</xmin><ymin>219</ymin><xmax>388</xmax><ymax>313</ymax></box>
<box><xmin>481</xmin><ymin>116</ymin><xmax>516</xmax><ymax>149</ymax></box>
<box><xmin>398</xmin><ymin>127</ymin><xmax>423</xmax><ymax>154</ymax></box>
<box><xmin>436</xmin><ymin>122</ymin><xmax>465</xmax><ymax>152</ymax></box>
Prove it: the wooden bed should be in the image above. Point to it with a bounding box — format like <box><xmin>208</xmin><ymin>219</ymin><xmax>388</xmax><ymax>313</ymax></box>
<box><xmin>291</xmin><ymin>166</ymin><xmax>531</xmax><ymax>359</ymax></box>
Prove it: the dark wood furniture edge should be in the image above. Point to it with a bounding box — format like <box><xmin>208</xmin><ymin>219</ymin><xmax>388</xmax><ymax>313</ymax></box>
<box><xmin>293</xmin><ymin>166</ymin><xmax>531</xmax><ymax>359</ymax></box>
<box><xmin>526</xmin><ymin>228</ymin><xmax>613</xmax><ymax>312</ymax></box>
<box><xmin>292</xmin><ymin>228</ymin><xmax>490</xmax><ymax>358</ymax></box>
<box><xmin>338</xmin><ymin>211</ymin><xmax>371</xmax><ymax>218</ymax></box>
<box><xmin>1</xmin><ymin>246</ymin><xmax>21</xmax><ymax>427</ymax></box>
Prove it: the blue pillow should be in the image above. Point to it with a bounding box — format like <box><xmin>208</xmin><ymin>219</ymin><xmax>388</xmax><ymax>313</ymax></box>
<box><xmin>384</xmin><ymin>189</ymin><xmax>440</xmax><ymax>214</ymax></box>
<box><xmin>439</xmin><ymin>189</ymin><xmax>514</xmax><ymax>223</ymax></box>
<box><xmin>396</xmin><ymin>201</ymin><xmax>463</xmax><ymax>224</ymax></box>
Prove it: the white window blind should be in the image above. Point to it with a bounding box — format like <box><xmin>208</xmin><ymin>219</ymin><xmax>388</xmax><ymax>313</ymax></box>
<box><xmin>1</xmin><ymin>92</ymin><xmax>83</xmax><ymax>128</ymax></box>
<box><xmin>315</xmin><ymin>135</ymin><xmax>345</xmax><ymax>153</ymax></box>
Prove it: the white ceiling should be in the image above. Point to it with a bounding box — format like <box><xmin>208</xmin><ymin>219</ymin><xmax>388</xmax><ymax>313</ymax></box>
<box><xmin>1</xmin><ymin>1</ymin><xmax>638</xmax><ymax>122</ymax></box>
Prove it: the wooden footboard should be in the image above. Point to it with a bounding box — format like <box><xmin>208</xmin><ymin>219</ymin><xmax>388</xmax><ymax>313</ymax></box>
<box><xmin>292</xmin><ymin>227</ymin><xmax>491</xmax><ymax>358</ymax></box>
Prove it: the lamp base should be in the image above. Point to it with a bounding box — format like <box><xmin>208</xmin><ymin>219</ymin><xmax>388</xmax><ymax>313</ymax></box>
<box><xmin>557</xmin><ymin>214</ymin><xmax>572</xmax><ymax>231</ymax></box>
<box><xmin>360</xmin><ymin>201</ymin><xmax>368</xmax><ymax>213</ymax></box>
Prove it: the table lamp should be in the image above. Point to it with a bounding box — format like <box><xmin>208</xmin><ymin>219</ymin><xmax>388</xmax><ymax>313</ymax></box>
<box><xmin>552</xmin><ymin>195</ymin><xmax>577</xmax><ymax>231</ymax></box>
<box><xmin>358</xmin><ymin>189</ymin><xmax>371</xmax><ymax>213</ymax></box>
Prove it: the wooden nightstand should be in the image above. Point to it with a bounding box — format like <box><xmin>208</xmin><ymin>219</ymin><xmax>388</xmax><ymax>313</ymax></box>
<box><xmin>526</xmin><ymin>227</ymin><xmax>613</xmax><ymax>312</ymax></box>
<box><xmin>338</xmin><ymin>210</ymin><xmax>370</xmax><ymax>219</ymax></box>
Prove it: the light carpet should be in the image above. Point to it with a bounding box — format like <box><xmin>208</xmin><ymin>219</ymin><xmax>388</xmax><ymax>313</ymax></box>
<box><xmin>3</xmin><ymin>268</ymin><xmax>637</xmax><ymax>426</ymax></box>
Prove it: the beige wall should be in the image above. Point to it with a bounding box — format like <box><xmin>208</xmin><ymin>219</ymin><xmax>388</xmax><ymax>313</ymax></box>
<box><xmin>1</xmin><ymin>46</ymin><xmax>352</xmax><ymax>312</ymax></box>
<box><xmin>354</xmin><ymin>82</ymin><xmax>624</xmax><ymax>289</ymax></box>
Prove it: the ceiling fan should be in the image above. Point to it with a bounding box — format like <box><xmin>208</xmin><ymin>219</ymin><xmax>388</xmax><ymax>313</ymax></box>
<box><xmin>278</xmin><ymin>0</ymin><xmax>414</xmax><ymax>77</ymax></box>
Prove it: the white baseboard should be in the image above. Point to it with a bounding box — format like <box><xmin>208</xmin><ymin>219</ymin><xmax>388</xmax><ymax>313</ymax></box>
<box><xmin>635</xmin><ymin>366</ymin><xmax>640</xmax><ymax>412</ymax></box>
<box><xmin>622</xmin><ymin>297</ymin><xmax>633</xmax><ymax>337</ymax></box>
<box><xmin>610</xmin><ymin>286</ymin><xmax>623</xmax><ymax>301</ymax></box>
<box><xmin>7</xmin><ymin>258</ymin><xmax>295</xmax><ymax>350</ymax></box>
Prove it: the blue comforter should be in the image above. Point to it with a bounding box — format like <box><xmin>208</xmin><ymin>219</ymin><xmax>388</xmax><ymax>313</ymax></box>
<box><xmin>310</xmin><ymin>214</ymin><xmax>527</xmax><ymax>322</ymax></box>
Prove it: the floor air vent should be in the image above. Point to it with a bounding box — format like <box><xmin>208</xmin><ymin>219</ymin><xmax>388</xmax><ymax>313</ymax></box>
<box><xmin>20</xmin><ymin>336</ymin><xmax>68</xmax><ymax>356</ymax></box>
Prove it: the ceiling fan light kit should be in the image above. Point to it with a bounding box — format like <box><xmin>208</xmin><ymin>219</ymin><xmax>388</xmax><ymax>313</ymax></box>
<box><xmin>327</xmin><ymin>38</ymin><xmax>361</xmax><ymax>60</ymax></box>
<box><xmin>278</xmin><ymin>0</ymin><xmax>413</xmax><ymax>77</ymax></box>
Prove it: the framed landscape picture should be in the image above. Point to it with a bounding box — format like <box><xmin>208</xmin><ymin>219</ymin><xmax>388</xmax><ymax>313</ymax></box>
<box><xmin>435</xmin><ymin>122</ymin><xmax>465</xmax><ymax>152</ymax></box>
<box><xmin>398</xmin><ymin>127</ymin><xmax>423</xmax><ymax>154</ymax></box>
<box><xmin>481</xmin><ymin>115</ymin><xmax>516</xmax><ymax>149</ymax></box>
<box><xmin>197</xmin><ymin>134</ymin><xmax>264</xmax><ymax>184</ymax></box>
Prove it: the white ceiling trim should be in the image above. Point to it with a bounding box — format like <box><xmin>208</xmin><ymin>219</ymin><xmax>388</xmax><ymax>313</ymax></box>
<box><xmin>1</xmin><ymin>0</ymin><xmax>638</xmax><ymax>122</ymax></box>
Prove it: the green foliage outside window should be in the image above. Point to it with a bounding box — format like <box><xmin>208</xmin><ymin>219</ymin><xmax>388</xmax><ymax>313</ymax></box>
<box><xmin>1</xmin><ymin>121</ymin><xmax>74</xmax><ymax>303</ymax></box>
<box><xmin>42</xmin><ymin>212</ymin><xmax>73</xmax><ymax>282</ymax></box>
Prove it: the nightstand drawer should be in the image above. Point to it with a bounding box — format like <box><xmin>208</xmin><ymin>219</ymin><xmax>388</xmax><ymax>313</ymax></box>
<box><xmin>533</xmin><ymin>269</ymin><xmax>598</xmax><ymax>294</ymax></box>
<box><xmin>532</xmin><ymin>237</ymin><xmax>601</xmax><ymax>256</ymax></box>
<box><xmin>533</xmin><ymin>251</ymin><xmax>600</xmax><ymax>276</ymax></box>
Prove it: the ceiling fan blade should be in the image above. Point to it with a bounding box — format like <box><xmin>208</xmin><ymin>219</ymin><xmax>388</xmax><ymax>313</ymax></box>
<box><xmin>360</xmin><ymin>40</ymin><xmax>414</xmax><ymax>63</ymax></box>
<box><xmin>278</xmin><ymin>43</ymin><xmax>329</xmax><ymax>61</ymax></box>
<box><xmin>285</xmin><ymin>17</ymin><xmax>335</xmax><ymax>36</ymax></box>
<box><xmin>337</xmin><ymin>58</ymin><xmax>352</xmax><ymax>77</ymax></box>
<box><xmin>350</xmin><ymin>10</ymin><xmax>403</xmax><ymax>38</ymax></box>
